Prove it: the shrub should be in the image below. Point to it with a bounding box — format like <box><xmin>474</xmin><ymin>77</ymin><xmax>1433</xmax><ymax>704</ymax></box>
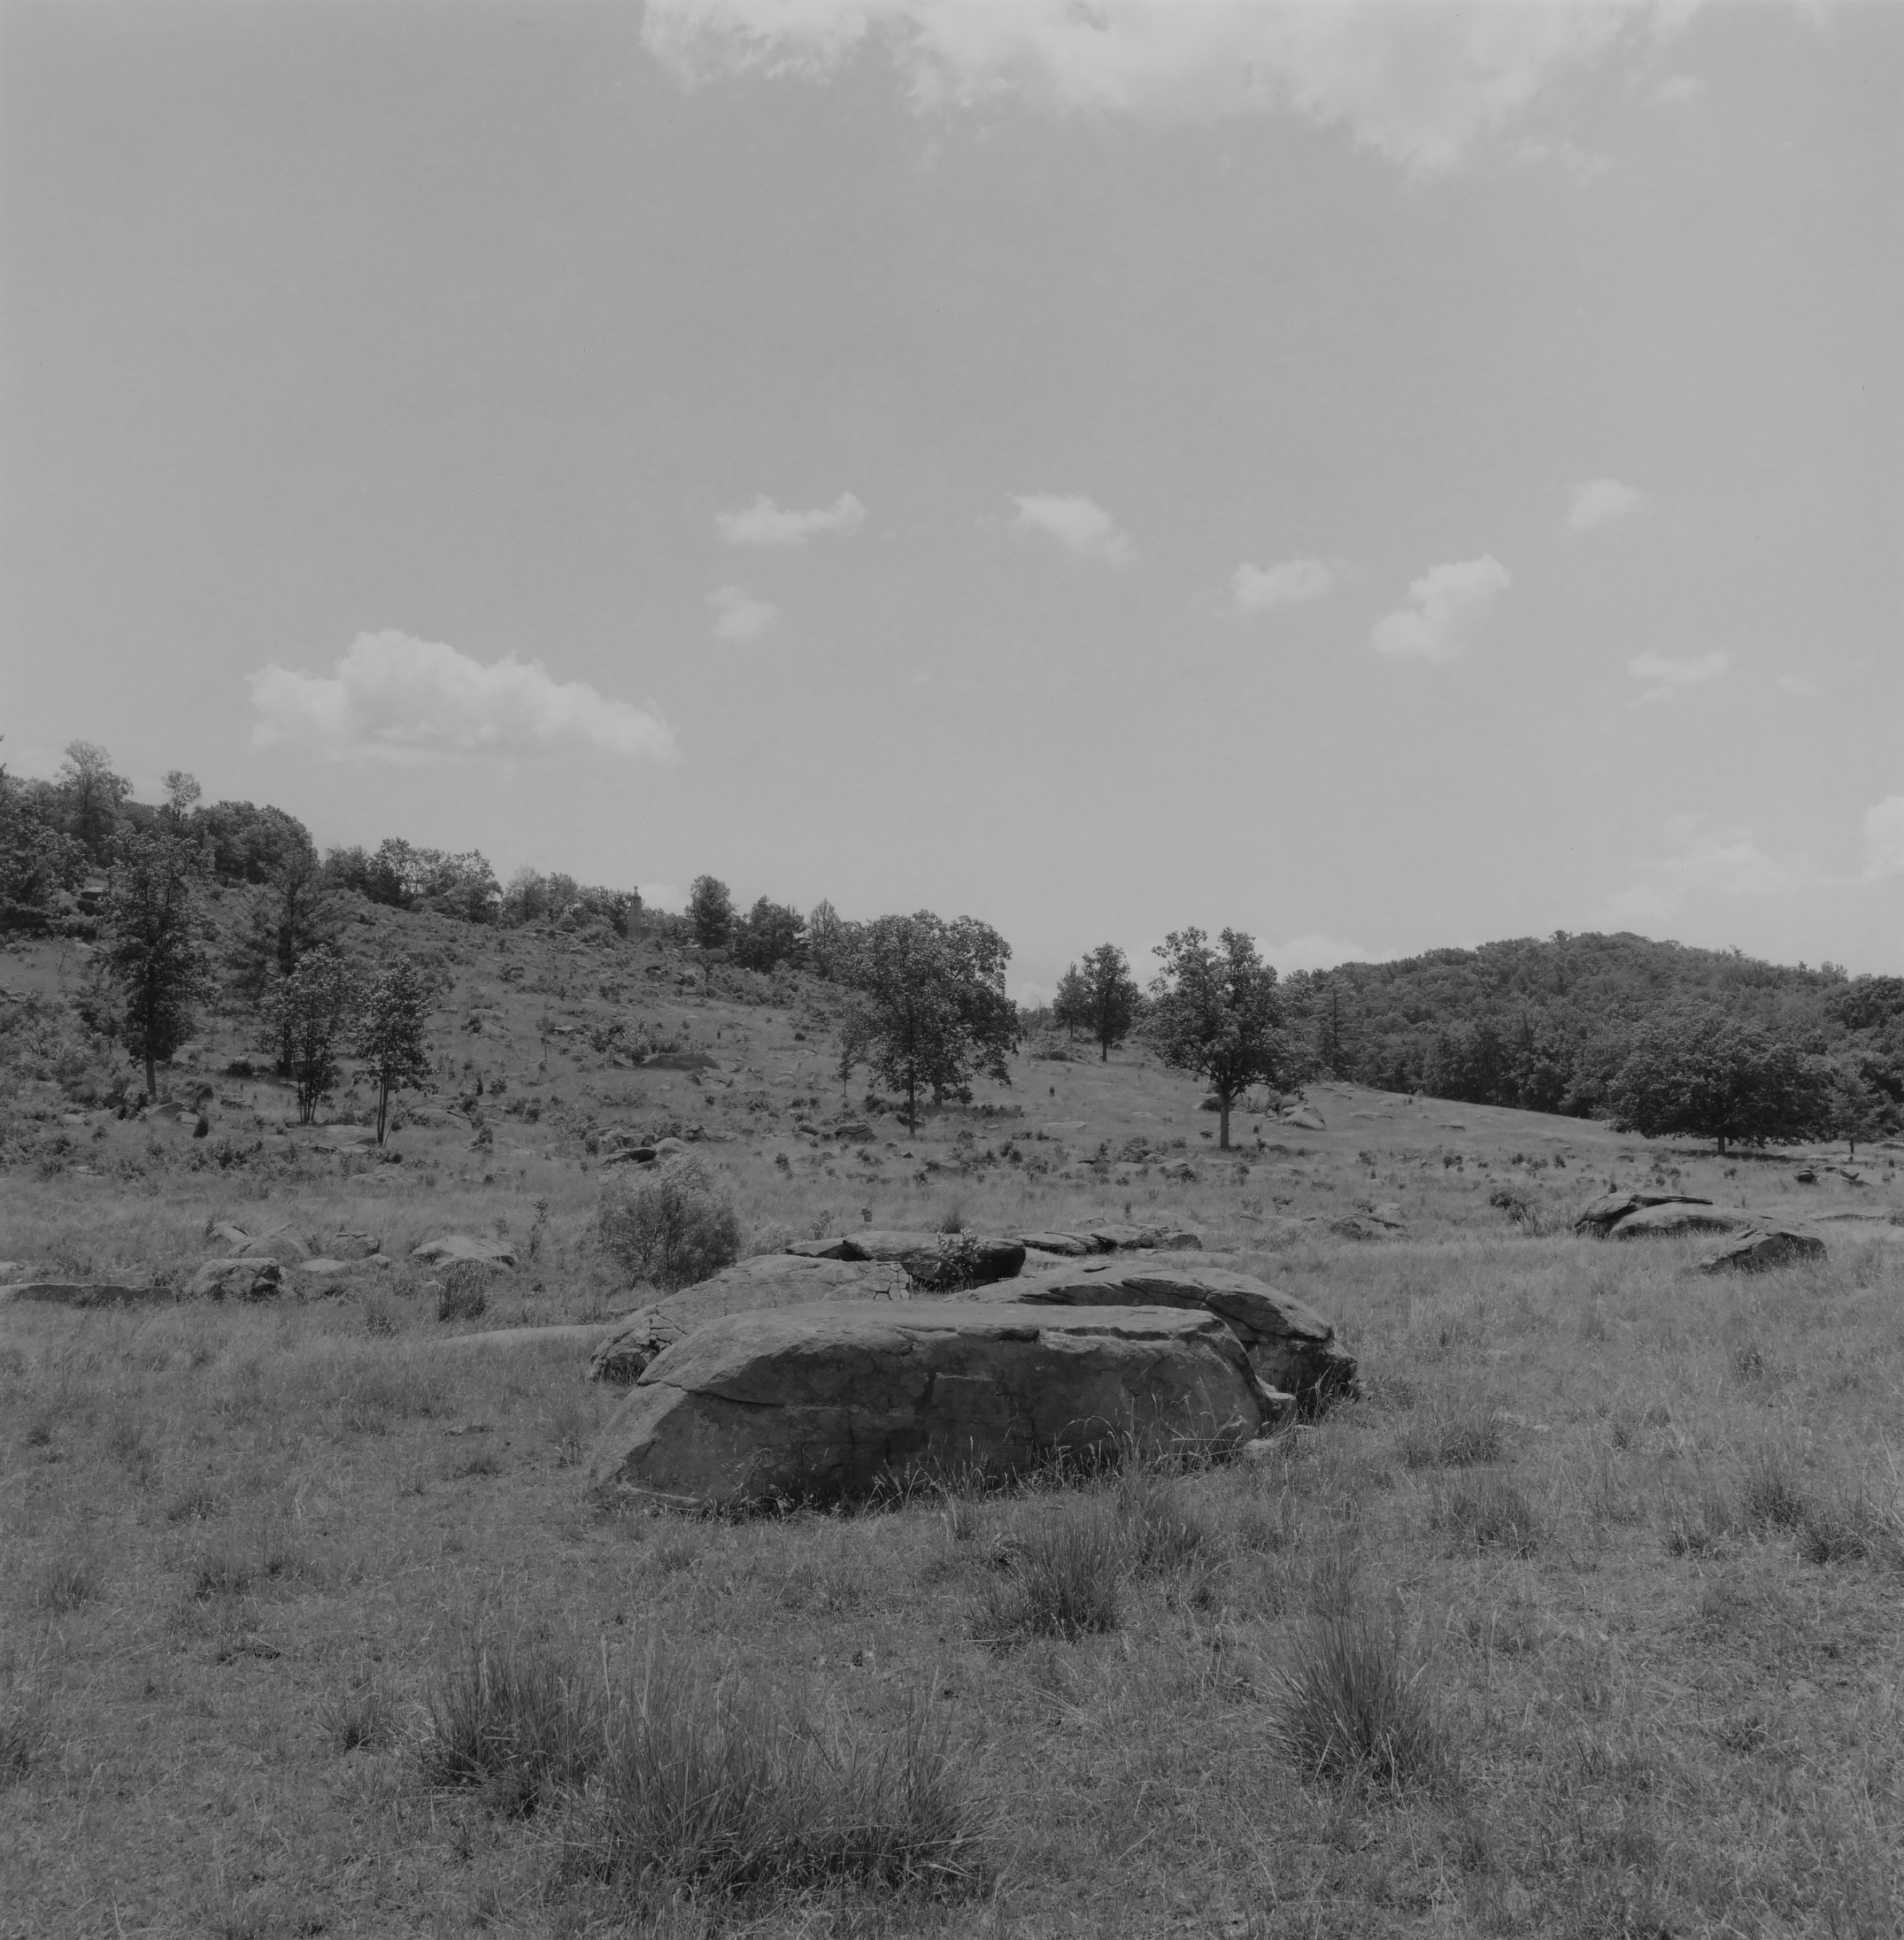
<box><xmin>1271</xmin><ymin>1602</ymin><xmax>1446</xmax><ymax>1793</ymax></box>
<box><xmin>598</xmin><ymin>1156</ymin><xmax>742</xmax><ymax>1291</ymax></box>
<box><xmin>577</xmin><ymin>1653</ymin><xmax>987</xmax><ymax>1901</ymax></box>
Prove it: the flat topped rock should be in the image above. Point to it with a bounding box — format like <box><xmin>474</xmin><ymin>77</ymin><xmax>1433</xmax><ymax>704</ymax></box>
<box><xmin>587</xmin><ymin>1303</ymin><xmax>1279</xmax><ymax>1510</ymax></box>
<box><xmin>1698</xmin><ymin>1227</ymin><xmax>1827</xmax><ymax>1274</ymax></box>
<box><xmin>782</xmin><ymin>1231</ymin><xmax>1025</xmax><ymax>1288</ymax></box>
<box><xmin>984</xmin><ymin>1259</ymin><xmax>1355</xmax><ymax>1413</ymax></box>
<box><xmin>1014</xmin><ymin>1224</ymin><xmax>1202</xmax><ymax>1257</ymax></box>
<box><xmin>1573</xmin><ymin>1191</ymin><xmax>1711</xmax><ymax>1238</ymax></box>
<box><xmin>412</xmin><ymin>1235</ymin><xmax>519</xmax><ymax>1269</ymax></box>
<box><xmin>590</xmin><ymin>1254</ymin><xmax>912</xmax><ymax>1383</ymax></box>
<box><xmin>187</xmin><ymin>1259</ymin><xmax>282</xmax><ymax>1300</ymax></box>
<box><xmin>1608</xmin><ymin>1203</ymin><xmax>1746</xmax><ymax>1241</ymax></box>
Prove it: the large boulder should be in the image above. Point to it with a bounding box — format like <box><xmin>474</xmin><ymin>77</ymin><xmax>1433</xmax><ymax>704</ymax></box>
<box><xmin>1608</xmin><ymin>1203</ymin><xmax>1745</xmax><ymax>1241</ymax></box>
<box><xmin>784</xmin><ymin>1230</ymin><xmax>1025</xmax><ymax>1289</ymax></box>
<box><xmin>586</xmin><ymin>1304</ymin><xmax>1279</xmax><ymax>1509</ymax></box>
<box><xmin>325</xmin><ymin>1231</ymin><xmax>381</xmax><ymax>1261</ymax></box>
<box><xmin>1573</xmin><ymin>1191</ymin><xmax>1711</xmax><ymax>1238</ymax></box>
<box><xmin>236</xmin><ymin>1228</ymin><xmax>310</xmax><ymax>1264</ymax></box>
<box><xmin>412</xmin><ymin>1235</ymin><xmax>519</xmax><ymax>1270</ymax></box>
<box><xmin>985</xmin><ymin>1259</ymin><xmax>1356</xmax><ymax>1414</ymax></box>
<box><xmin>590</xmin><ymin>1255</ymin><xmax>911</xmax><ymax>1383</ymax></box>
<box><xmin>188</xmin><ymin>1258</ymin><xmax>283</xmax><ymax>1301</ymax></box>
<box><xmin>1697</xmin><ymin>1227</ymin><xmax>1827</xmax><ymax>1274</ymax></box>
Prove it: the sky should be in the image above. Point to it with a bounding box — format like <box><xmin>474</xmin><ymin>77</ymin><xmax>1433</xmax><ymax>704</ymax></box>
<box><xmin>2</xmin><ymin>0</ymin><xmax>1899</xmax><ymax>1000</ymax></box>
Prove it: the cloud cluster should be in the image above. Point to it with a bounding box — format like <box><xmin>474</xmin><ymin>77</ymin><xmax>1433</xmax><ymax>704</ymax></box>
<box><xmin>1010</xmin><ymin>493</ymin><xmax>1134</xmax><ymax>566</ymax></box>
<box><xmin>1865</xmin><ymin>797</ymin><xmax>1904</xmax><ymax>881</ymax></box>
<box><xmin>1232</xmin><ymin>556</ymin><xmax>1342</xmax><ymax>613</ymax></box>
<box><xmin>1370</xmin><ymin>556</ymin><xmax>1509</xmax><ymax>663</ymax></box>
<box><xmin>643</xmin><ymin>0</ymin><xmax>1714</xmax><ymax>175</ymax></box>
<box><xmin>1566</xmin><ymin>477</ymin><xmax>1644</xmax><ymax>532</ymax></box>
<box><xmin>1606</xmin><ymin>816</ymin><xmax>1791</xmax><ymax>924</ymax></box>
<box><xmin>716</xmin><ymin>491</ymin><xmax>867</xmax><ymax>545</ymax></box>
<box><xmin>1629</xmin><ymin>649</ymin><xmax>1727</xmax><ymax>703</ymax></box>
<box><xmin>709</xmin><ymin>585</ymin><xmax>779</xmax><ymax>642</ymax></box>
<box><xmin>250</xmin><ymin>632</ymin><xmax>675</xmax><ymax>762</ymax></box>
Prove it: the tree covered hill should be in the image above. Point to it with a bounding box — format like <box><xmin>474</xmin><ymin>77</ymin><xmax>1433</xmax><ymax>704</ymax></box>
<box><xmin>1282</xmin><ymin>932</ymin><xmax>1904</xmax><ymax>1123</ymax></box>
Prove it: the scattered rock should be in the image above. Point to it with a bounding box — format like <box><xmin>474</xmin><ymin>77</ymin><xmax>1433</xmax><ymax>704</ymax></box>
<box><xmin>1572</xmin><ymin>1191</ymin><xmax>1713</xmax><ymax>1238</ymax></box>
<box><xmin>1792</xmin><ymin>1168</ymin><xmax>1818</xmax><ymax>1185</ymax></box>
<box><xmin>1</xmin><ymin>1281</ymin><xmax>168</xmax><ymax>1308</ymax></box>
<box><xmin>412</xmin><ymin>1235</ymin><xmax>519</xmax><ymax>1270</ymax></box>
<box><xmin>1697</xmin><ymin>1227</ymin><xmax>1827</xmax><ymax>1274</ymax></box>
<box><xmin>1327</xmin><ymin>1216</ymin><xmax>1396</xmax><ymax>1243</ymax></box>
<box><xmin>599</xmin><ymin>1145</ymin><xmax>657</xmax><ymax>1168</ymax></box>
<box><xmin>832</xmin><ymin>1120</ymin><xmax>874</xmax><ymax>1143</ymax></box>
<box><xmin>986</xmin><ymin>1259</ymin><xmax>1356</xmax><ymax>1414</ymax></box>
<box><xmin>296</xmin><ymin>1259</ymin><xmax>356</xmax><ymax>1281</ymax></box>
<box><xmin>587</xmin><ymin>1304</ymin><xmax>1278</xmax><ymax>1509</ymax></box>
<box><xmin>209</xmin><ymin>1222</ymin><xmax>251</xmax><ymax>1252</ymax></box>
<box><xmin>326</xmin><ymin>1231</ymin><xmax>381</xmax><ymax>1260</ymax></box>
<box><xmin>188</xmin><ymin>1259</ymin><xmax>283</xmax><ymax>1301</ymax></box>
<box><xmin>1607</xmin><ymin>1203</ymin><xmax>1746</xmax><ymax>1241</ymax></box>
<box><xmin>1281</xmin><ymin>1107</ymin><xmax>1326</xmax><ymax>1131</ymax></box>
<box><xmin>643</xmin><ymin>1051</ymin><xmax>721</xmax><ymax>1072</ymax></box>
<box><xmin>590</xmin><ymin>1254</ymin><xmax>912</xmax><ymax>1383</ymax></box>
<box><xmin>1014</xmin><ymin>1230</ymin><xmax>1094</xmax><ymax>1257</ymax></box>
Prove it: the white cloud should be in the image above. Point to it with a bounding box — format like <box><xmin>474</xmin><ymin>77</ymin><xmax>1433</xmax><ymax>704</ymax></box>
<box><xmin>1009</xmin><ymin>492</ymin><xmax>1134</xmax><ymax>566</ymax></box>
<box><xmin>709</xmin><ymin>585</ymin><xmax>779</xmax><ymax>642</ymax></box>
<box><xmin>1607</xmin><ymin>815</ymin><xmax>1792</xmax><ymax>923</ymax></box>
<box><xmin>1628</xmin><ymin>649</ymin><xmax>1726</xmax><ymax>704</ymax></box>
<box><xmin>644</xmin><ymin>0</ymin><xmax>1717</xmax><ymax>177</ymax></box>
<box><xmin>1864</xmin><ymin>797</ymin><xmax>1904</xmax><ymax>881</ymax></box>
<box><xmin>1370</xmin><ymin>555</ymin><xmax>1509</xmax><ymax>663</ymax></box>
<box><xmin>249</xmin><ymin>631</ymin><xmax>675</xmax><ymax>763</ymax></box>
<box><xmin>716</xmin><ymin>491</ymin><xmax>867</xmax><ymax>545</ymax></box>
<box><xmin>1566</xmin><ymin>476</ymin><xmax>1645</xmax><ymax>532</ymax></box>
<box><xmin>1265</xmin><ymin>934</ymin><xmax>1376</xmax><ymax>974</ymax></box>
<box><xmin>1232</xmin><ymin>556</ymin><xmax>1343</xmax><ymax>614</ymax></box>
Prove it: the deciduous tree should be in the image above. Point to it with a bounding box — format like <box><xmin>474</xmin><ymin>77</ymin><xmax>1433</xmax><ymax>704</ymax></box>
<box><xmin>688</xmin><ymin>874</ymin><xmax>734</xmax><ymax>951</ymax></box>
<box><xmin>1148</xmin><ymin>928</ymin><xmax>1301</xmax><ymax>1151</ymax></box>
<box><xmin>354</xmin><ymin>957</ymin><xmax>434</xmax><ymax>1144</ymax></box>
<box><xmin>103</xmin><ymin>822</ymin><xmax>210</xmax><ymax>1099</ymax></box>
<box><xmin>1607</xmin><ymin>1010</ymin><xmax>1831</xmax><ymax>1156</ymax></box>
<box><xmin>59</xmin><ymin>741</ymin><xmax>131</xmax><ymax>864</ymax></box>
<box><xmin>1052</xmin><ymin>943</ymin><xmax>1141</xmax><ymax>1061</ymax></box>
<box><xmin>269</xmin><ymin>947</ymin><xmax>358</xmax><ymax>1124</ymax></box>
<box><xmin>847</xmin><ymin>912</ymin><xmax>1019</xmax><ymax>1128</ymax></box>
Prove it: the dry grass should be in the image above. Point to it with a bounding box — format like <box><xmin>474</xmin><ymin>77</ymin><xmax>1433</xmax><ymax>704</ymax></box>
<box><xmin>4</xmin><ymin>918</ymin><xmax>1902</xmax><ymax>1935</ymax></box>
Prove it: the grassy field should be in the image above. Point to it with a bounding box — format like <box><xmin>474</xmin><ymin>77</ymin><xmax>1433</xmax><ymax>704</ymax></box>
<box><xmin>3</xmin><ymin>919</ymin><xmax>1902</xmax><ymax>1937</ymax></box>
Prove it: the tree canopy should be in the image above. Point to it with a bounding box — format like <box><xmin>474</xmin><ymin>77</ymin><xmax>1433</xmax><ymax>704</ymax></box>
<box><xmin>1148</xmin><ymin>928</ymin><xmax>1303</xmax><ymax>1150</ymax></box>
<box><xmin>103</xmin><ymin>822</ymin><xmax>210</xmax><ymax>1099</ymax></box>
<box><xmin>1053</xmin><ymin>943</ymin><xmax>1142</xmax><ymax>1061</ymax></box>
<box><xmin>354</xmin><ymin>958</ymin><xmax>435</xmax><ymax>1144</ymax></box>
<box><xmin>688</xmin><ymin>875</ymin><xmax>734</xmax><ymax>951</ymax></box>
<box><xmin>1606</xmin><ymin>1009</ymin><xmax>1832</xmax><ymax>1154</ymax></box>
<box><xmin>844</xmin><ymin>912</ymin><xmax>1019</xmax><ymax>1128</ymax></box>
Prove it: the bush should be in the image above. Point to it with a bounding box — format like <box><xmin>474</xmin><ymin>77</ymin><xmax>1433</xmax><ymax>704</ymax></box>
<box><xmin>598</xmin><ymin>1155</ymin><xmax>742</xmax><ymax>1291</ymax></box>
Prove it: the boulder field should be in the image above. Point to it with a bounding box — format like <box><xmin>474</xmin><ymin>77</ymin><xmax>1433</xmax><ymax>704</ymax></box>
<box><xmin>586</xmin><ymin>1302</ymin><xmax>1283</xmax><ymax>1511</ymax></box>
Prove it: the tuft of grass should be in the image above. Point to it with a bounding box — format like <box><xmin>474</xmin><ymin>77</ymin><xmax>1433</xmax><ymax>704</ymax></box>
<box><xmin>38</xmin><ymin>1555</ymin><xmax>101</xmax><ymax>1614</ymax></box>
<box><xmin>575</xmin><ymin>1651</ymin><xmax>989</xmax><ymax>1902</ymax></box>
<box><xmin>420</xmin><ymin>1628</ymin><xmax>599</xmax><ymax>1812</ymax></box>
<box><xmin>973</xmin><ymin>1502</ymin><xmax>1125</xmax><ymax>1645</ymax></box>
<box><xmin>1399</xmin><ymin>1400</ymin><xmax>1505</xmax><ymax>1470</ymax></box>
<box><xmin>1271</xmin><ymin>1601</ymin><xmax>1447</xmax><ymax>1794</ymax></box>
<box><xmin>1797</xmin><ymin>1488</ymin><xmax>1901</xmax><ymax>1567</ymax></box>
<box><xmin>1739</xmin><ymin>1441</ymin><xmax>1808</xmax><ymax>1532</ymax></box>
<box><xmin>1114</xmin><ymin>1469</ymin><xmax>1221</xmax><ymax>1577</ymax></box>
<box><xmin>318</xmin><ymin>1678</ymin><xmax>396</xmax><ymax>1754</ymax></box>
<box><xmin>1437</xmin><ymin>1475</ymin><xmax>1540</xmax><ymax>1556</ymax></box>
<box><xmin>436</xmin><ymin>1263</ymin><xmax>489</xmax><ymax>1323</ymax></box>
<box><xmin>0</xmin><ymin>1665</ymin><xmax>48</xmax><ymax>1787</ymax></box>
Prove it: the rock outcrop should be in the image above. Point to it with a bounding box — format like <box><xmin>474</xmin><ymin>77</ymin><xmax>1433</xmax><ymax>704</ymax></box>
<box><xmin>784</xmin><ymin>1230</ymin><xmax>1026</xmax><ymax>1289</ymax></box>
<box><xmin>412</xmin><ymin>1235</ymin><xmax>519</xmax><ymax>1270</ymax></box>
<box><xmin>1697</xmin><ymin>1227</ymin><xmax>1827</xmax><ymax>1274</ymax></box>
<box><xmin>587</xmin><ymin>1303</ymin><xmax>1278</xmax><ymax>1509</ymax></box>
<box><xmin>1014</xmin><ymin>1224</ymin><xmax>1203</xmax><ymax>1258</ymax></box>
<box><xmin>983</xmin><ymin>1259</ymin><xmax>1356</xmax><ymax>1413</ymax></box>
<box><xmin>590</xmin><ymin>1254</ymin><xmax>911</xmax><ymax>1384</ymax></box>
<box><xmin>187</xmin><ymin>1259</ymin><xmax>283</xmax><ymax>1300</ymax></box>
<box><xmin>1572</xmin><ymin>1191</ymin><xmax>1711</xmax><ymax>1238</ymax></box>
<box><xmin>1607</xmin><ymin>1203</ymin><xmax>1745</xmax><ymax>1241</ymax></box>
<box><xmin>235</xmin><ymin>1228</ymin><xmax>310</xmax><ymax>1264</ymax></box>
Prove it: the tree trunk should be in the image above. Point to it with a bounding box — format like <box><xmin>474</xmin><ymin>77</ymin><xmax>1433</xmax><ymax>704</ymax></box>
<box><xmin>1218</xmin><ymin>1092</ymin><xmax>1231</xmax><ymax>1151</ymax></box>
<box><xmin>376</xmin><ymin>1081</ymin><xmax>390</xmax><ymax>1145</ymax></box>
<box><xmin>1716</xmin><ymin>1133</ymin><xmax>1728</xmax><ymax>1156</ymax></box>
<box><xmin>1099</xmin><ymin>1037</ymin><xmax>1108</xmax><ymax>1061</ymax></box>
<box><xmin>906</xmin><ymin>1075</ymin><xmax>917</xmax><ymax>1132</ymax></box>
<box><xmin>144</xmin><ymin>1050</ymin><xmax>157</xmax><ymax>1103</ymax></box>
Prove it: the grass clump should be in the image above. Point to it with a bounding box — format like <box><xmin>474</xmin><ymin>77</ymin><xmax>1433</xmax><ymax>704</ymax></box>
<box><xmin>317</xmin><ymin>1677</ymin><xmax>396</xmax><ymax>1753</ymax></box>
<box><xmin>598</xmin><ymin>1155</ymin><xmax>742</xmax><ymax>1291</ymax></box>
<box><xmin>1437</xmin><ymin>1475</ymin><xmax>1540</xmax><ymax>1556</ymax></box>
<box><xmin>1399</xmin><ymin>1399</ymin><xmax>1505</xmax><ymax>1470</ymax></box>
<box><xmin>420</xmin><ymin>1628</ymin><xmax>599</xmax><ymax>1813</ymax></box>
<box><xmin>436</xmin><ymin>1261</ymin><xmax>489</xmax><ymax>1322</ymax></box>
<box><xmin>38</xmin><ymin>1555</ymin><xmax>101</xmax><ymax>1613</ymax></box>
<box><xmin>973</xmin><ymin>1501</ymin><xmax>1126</xmax><ymax>1644</ymax></box>
<box><xmin>1271</xmin><ymin>1599</ymin><xmax>1446</xmax><ymax>1795</ymax></box>
<box><xmin>575</xmin><ymin>1653</ymin><xmax>987</xmax><ymax>1903</ymax></box>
